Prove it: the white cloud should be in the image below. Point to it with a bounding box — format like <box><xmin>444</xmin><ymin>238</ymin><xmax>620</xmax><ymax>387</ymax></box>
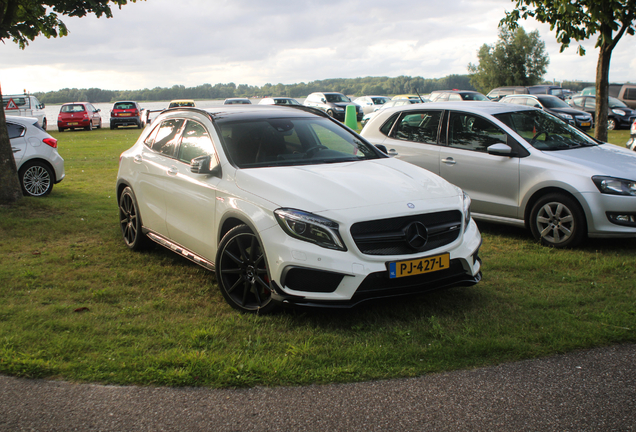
<box><xmin>1</xmin><ymin>0</ymin><xmax>634</xmax><ymax>94</ymax></box>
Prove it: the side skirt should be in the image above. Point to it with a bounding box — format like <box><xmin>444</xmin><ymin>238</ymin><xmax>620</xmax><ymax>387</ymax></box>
<box><xmin>146</xmin><ymin>231</ymin><xmax>215</xmax><ymax>271</ymax></box>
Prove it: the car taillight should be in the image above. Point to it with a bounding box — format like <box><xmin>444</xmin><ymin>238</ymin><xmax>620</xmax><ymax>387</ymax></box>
<box><xmin>43</xmin><ymin>138</ymin><xmax>58</xmax><ymax>148</ymax></box>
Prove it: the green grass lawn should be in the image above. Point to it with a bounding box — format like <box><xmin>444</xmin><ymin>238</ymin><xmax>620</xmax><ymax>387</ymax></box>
<box><xmin>0</xmin><ymin>127</ymin><xmax>634</xmax><ymax>388</ymax></box>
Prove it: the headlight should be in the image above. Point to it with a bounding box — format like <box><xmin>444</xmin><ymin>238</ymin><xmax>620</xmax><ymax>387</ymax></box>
<box><xmin>462</xmin><ymin>191</ymin><xmax>472</xmax><ymax>227</ymax></box>
<box><xmin>612</xmin><ymin>109</ymin><xmax>626</xmax><ymax>116</ymax></box>
<box><xmin>558</xmin><ymin>113</ymin><xmax>573</xmax><ymax>120</ymax></box>
<box><xmin>335</xmin><ymin>107</ymin><xmax>344</xmax><ymax>111</ymax></box>
<box><xmin>274</xmin><ymin>208</ymin><xmax>347</xmax><ymax>251</ymax></box>
<box><xmin>592</xmin><ymin>176</ymin><xmax>636</xmax><ymax>196</ymax></box>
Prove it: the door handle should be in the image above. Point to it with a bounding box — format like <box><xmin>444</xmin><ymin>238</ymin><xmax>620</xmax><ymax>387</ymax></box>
<box><xmin>442</xmin><ymin>157</ymin><xmax>456</xmax><ymax>165</ymax></box>
<box><xmin>133</xmin><ymin>155</ymin><xmax>142</xmax><ymax>163</ymax></box>
<box><xmin>167</xmin><ymin>167</ymin><xmax>178</xmax><ymax>176</ymax></box>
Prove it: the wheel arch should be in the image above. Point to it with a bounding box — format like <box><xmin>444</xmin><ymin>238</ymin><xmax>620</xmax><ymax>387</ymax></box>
<box><xmin>19</xmin><ymin>157</ymin><xmax>58</xmax><ymax>183</ymax></box>
<box><xmin>523</xmin><ymin>186</ymin><xmax>588</xmax><ymax>231</ymax></box>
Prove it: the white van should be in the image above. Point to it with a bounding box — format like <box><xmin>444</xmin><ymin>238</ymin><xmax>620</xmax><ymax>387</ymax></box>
<box><xmin>3</xmin><ymin>93</ymin><xmax>48</xmax><ymax>129</ymax></box>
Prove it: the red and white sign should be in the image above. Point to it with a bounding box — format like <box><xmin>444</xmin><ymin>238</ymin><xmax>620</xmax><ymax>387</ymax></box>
<box><xmin>5</xmin><ymin>98</ymin><xmax>19</xmax><ymax>110</ymax></box>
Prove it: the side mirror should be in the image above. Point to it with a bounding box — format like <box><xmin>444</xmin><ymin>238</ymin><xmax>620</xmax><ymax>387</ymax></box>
<box><xmin>321</xmin><ymin>98</ymin><xmax>326</xmax><ymax>103</ymax></box>
<box><xmin>487</xmin><ymin>143</ymin><xmax>512</xmax><ymax>156</ymax></box>
<box><xmin>190</xmin><ymin>155</ymin><xmax>222</xmax><ymax>177</ymax></box>
<box><xmin>375</xmin><ymin>144</ymin><xmax>388</xmax><ymax>154</ymax></box>
<box><xmin>40</xmin><ymin>103</ymin><xmax>46</xmax><ymax>109</ymax></box>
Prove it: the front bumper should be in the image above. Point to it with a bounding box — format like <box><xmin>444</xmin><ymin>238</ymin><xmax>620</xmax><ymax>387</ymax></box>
<box><xmin>261</xmin><ymin>217</ymin><xmax>483</xmax><ymax>308</ymax></box>
<box><xmin>579</xmin><ymin>191</ymin><xmax>636</xmax><ymax>238</ymax></box>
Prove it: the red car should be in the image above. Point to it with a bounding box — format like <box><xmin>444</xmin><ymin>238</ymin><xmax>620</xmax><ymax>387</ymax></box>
<box><xmin>57</xmin><ymin>102</ymin><xmax>102</xmax><ymax>132</ymax></box>
<box><xmin>110</xmin><ymin>101</ymin><xmax>145</xmax><ymax>129</ymax></box>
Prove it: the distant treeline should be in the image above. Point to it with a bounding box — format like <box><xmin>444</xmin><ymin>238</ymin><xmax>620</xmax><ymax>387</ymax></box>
<box><xmin>34</xmin><ymin>75</ymin><xmax>476</xmax><ymax>104</ymax></box>
<box><xmin>33</xmin><ymin>75</ymin><xmax>596</xmax><ymax>104</ymax></box>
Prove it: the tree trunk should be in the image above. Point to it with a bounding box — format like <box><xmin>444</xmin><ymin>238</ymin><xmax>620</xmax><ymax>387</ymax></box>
<box><xmin>0</xmin><ymin>84</ymin><xmax>24</xmax><ymax>204</ymax></box>
<box><xmin>594</xmin><ymin>43</ymin><xmax>612</xmax><ymax>142</ymax></box>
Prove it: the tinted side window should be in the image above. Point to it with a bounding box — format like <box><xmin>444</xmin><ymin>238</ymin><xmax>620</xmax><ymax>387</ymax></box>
<box><xmin>584</xmin><ymin>98</ymin><xmax>596</xmax><ymax>109</ymax></box>
<box><xmin>624</xmin><ymin>88</ymin><xmax>636</xmax><ymax>100</ymax></box>
<box><xmin>7</xmin><ymin>122</ymin><xmax>25</xmax><ymax>139</ymax></box>
<box><xmin>380</xmin><ymin>113</ymin><xmax>400</xmax><ymax>136</ymax></box>
<box><xmin>448</xmin><ymin>112</ymin><xmax>507</xmax><ymax>153</ymax></box>
<box><xmin>151</xmin><ymin>119</ymin><xmax>185</xmax><ymax>157</ymax></box>
<box><xmin>177</xmin><ymin>121</ymin><xmax>215</xmax><ymax>164</ymax></box>
<box><xmin>394</xmin><ymin>111</ymin><xmax>441</xmax><ymax>144</ymax></box>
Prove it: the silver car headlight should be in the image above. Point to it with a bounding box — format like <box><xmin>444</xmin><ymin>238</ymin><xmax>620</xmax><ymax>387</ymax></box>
<box><xmin>274</xmin><ymin>208</ymin><xmax>347</xmax><ymax>251</ymax></box>
<box><xmin>612</xmin><ymin>109</ymin><xmax>626</xmax><ymax>116</ymax></box>
<box><xmin>592</xmin><ymin>176</ymin><xmax>636</xmax><ymax>196</ymax></box>
<box><xmin>558</xmin><ymin>113</ymin><xmax>573</xmax><ymax>120</ymax></box>
<box><xmin>462</xmin><ymin>191</ymin><xmax>472</xmax><ymax>227</ymax></box>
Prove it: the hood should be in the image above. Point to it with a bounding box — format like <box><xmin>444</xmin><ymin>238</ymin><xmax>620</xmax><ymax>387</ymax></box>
<box><xmin>546</xmin><ymin>143</ymin><xmax>636</xmax><ymax>178</ymax></box>
<box><xmin>548</xmin><ymin>107</ymin><xmax>590</xmax><ymax>116</ymax></box>
<box><xmin>234</xmin><ymin>158</ymin><xmax>460</xmax><ymax>213</ymax></box>
<box><xmin>334</xmin><ymin>102</ymin><xmax>358</xmax><ymax>109</ymax></box>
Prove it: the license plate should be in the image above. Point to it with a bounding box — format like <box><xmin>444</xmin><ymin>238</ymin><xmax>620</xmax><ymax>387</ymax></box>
<box><xmin>388</xmin><ymin>253</ymin><xmax>450</xmax><ymax>279</ymax></box>
<box><xmin>119</xmin><ymin>113</ymin><xmax>131</xmax><ymax>116</ymax></box>
<box><xmin>581</xmin><ymin>122</ymin><xmax>590</xmax><ymax>127</ymax></box>
<box><xmin>68</xmin><ymin>122</ymin><xmax>78</xmax><ymax>125</ymax></box>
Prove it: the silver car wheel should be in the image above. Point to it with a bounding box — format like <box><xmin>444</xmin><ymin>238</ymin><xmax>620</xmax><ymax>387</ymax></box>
<box><xmin>530</xmin><ymin>193</ymin><xmax>585</xmax><ymax>248</ymax></box>
<box><xmin>21</xmin><ymin>163</ymin><xmax>53</xmax><ymax>197</ymax></box>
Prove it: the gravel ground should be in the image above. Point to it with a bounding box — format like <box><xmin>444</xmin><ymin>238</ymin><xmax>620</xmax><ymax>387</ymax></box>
<box><xmin>1</xmin><ymin>343</ymin><xmax>634</xmax><ymax>431</ymax></box>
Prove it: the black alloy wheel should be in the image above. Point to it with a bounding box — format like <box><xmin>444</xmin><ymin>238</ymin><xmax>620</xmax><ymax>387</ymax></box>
<box><xmin>19</xmin><ymin>161</ymin><xmax>54</xmax><ymax>197</ymax></box>
<box><xmin>118</xmin><ymin>186</ymin><xmax>149</xmax><ymax>250</ymax></box>
<box><xmin>530</xmin><ymin>193</ymin><xmax>586</xmax><ymax>248</ymax></box>
<box><xmin>215</xmin><ymin>225</ymin><xmax>276</xmax><ymax>314</ymax></box>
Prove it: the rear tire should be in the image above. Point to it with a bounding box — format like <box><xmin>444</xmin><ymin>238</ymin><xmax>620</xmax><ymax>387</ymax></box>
<box><xmin>118</xmin><ymin>186</ymin><xmax>149</xmax><ymax>250</ymax></box>
<box><xmin>85</xmin><ymin>122</ymin><xmax>93</xmax><ymax>131</ymax></box>
<box><xmin>19</xmin><ymin>161</ymin><xmax>54</xmax><ymax>197</ymax></box>
<box><xmin>58</xmin><ymin>127</ymin><xmax>64</xmax><ymax>132</ymax></box>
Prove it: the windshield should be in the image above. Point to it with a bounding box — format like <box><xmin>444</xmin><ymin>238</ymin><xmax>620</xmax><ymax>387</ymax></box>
<box><xmin>325</xmin><ymin>93</ymin><xmax>350</xmax><ymax>103</ymax></box>
<box><xmin>462</xmin><ymin>93</ymin><xmax>489</xmax><ymax>101</ymax></box>
<box><xmin>494</xmin><ymin>109</ymin><xmax>597</xmax><ymax>151</ymax></box>
<box><xmin>372</xmin><ymin>97</ymin><xmax>390</xmax><ymax>104</ymax></box>
<box><xmin>219</xmin><ymin>117</ymin><xmax>382</xmax><ymax>168</ymax></box>
<box><xmin>537</xmin><ymin>97</ymin><xmax>570</xmax><ymax>108</ymax></box>
<box><xmin>609</xmin><ymin>96</ymin><xmax>628</xmax><ymax>108</ymax></box>
<box><xmin>274</xmin><ymin>98</ymin><xmax>300</xmax><ymax>105</ymax></box>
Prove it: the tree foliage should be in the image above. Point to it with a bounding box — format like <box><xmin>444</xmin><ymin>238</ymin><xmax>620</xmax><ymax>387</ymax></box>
<box><xmin>0</xmin><ymin>0</ymin><xmax>140</xmax><ymax>204</ymax></box>
<box><xmin>500</xmin><ymin>0</ymin><xmax>636</xmax><ymax>141</ymax></box>
<box><xmin>33</xmin><ymin>75</ymin><xmax>477</xmax><ymax>105</ymax></box>
<box><xmin>467</xmin><ymin>27</ymin><xmax>549</xmax><ymax>93</ymax></box>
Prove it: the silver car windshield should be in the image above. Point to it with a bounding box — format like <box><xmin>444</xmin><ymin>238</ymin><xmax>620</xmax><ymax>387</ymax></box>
<box><xmin>219</xmin><ymin>117</ymin><xmax>381</xmax><ymax>168</ymax></box>
<box><xmin>494</xmin><ymin>110</ymin><xmax>597</xmax><ymax>151</ymax></box>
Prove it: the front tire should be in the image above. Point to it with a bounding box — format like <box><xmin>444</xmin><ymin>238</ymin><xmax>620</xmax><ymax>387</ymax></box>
<box><xmin>118</xmin><ymin>186</ymin><xmax>149</xmax><ymax>250</ymax></box>
<box><xmin>608</xmin><ymin>118</ymin><xmax>617</xmax><ymax>130</ymax></box>
<box><xmin>215</xmin><ymin>225</ymin><xmax>276</xmax><ymax>314</ymax></box>
<box><xmin>19</xmin><ymin>161</ymin><xmax>54</xmax><ymax>197</ymax></box>
<box><xmin>530</xmin><ymin>193</ymin><xmax>586</xmax><ymax>248</ymax></box>
<box><xmin>326</xmin><ymin>109</ymin><xmax>334</xmax><ymax>117</ymax></box>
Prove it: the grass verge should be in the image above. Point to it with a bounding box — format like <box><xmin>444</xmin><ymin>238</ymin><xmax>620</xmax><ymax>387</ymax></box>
<box><xmin>0</xmin><ymin>127</ymin><xmax>634</xmax><ymax>388</ymax></box>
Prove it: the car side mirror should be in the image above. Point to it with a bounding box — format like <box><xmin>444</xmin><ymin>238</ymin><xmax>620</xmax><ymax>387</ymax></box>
<box><xmin>190</xmin><ymin>155</ymin><xmax>222</xmax><ymax>177</ymax></box>
<box><xmin>375</xmin><ymin>144</ymin><xmax>388</xmax><ymax>154</ymax></box>
<box><xmin>487</xmin><ymin>143</ymin><xmax>512</xmax><ymax>156</ymax></box>
<box><xmin>40</xmin><ymin>103</ymin><xmax>45</xmax><ymax>109</ymax></box>
<box><xmin>321</xmin><ymin>98</ymin><xmax>326</xmax><ymax>103</ymax></box>
<box><xmin>533</xmin><ymin>104</ymin><xmax>542</xmax><ymax>109</ymax></box>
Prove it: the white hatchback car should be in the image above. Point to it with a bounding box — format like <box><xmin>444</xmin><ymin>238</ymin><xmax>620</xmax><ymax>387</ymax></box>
<box><xmin>361</xmin><ymin>102</ymin><xmax>636</xmax><ymax>248</ymax></box>
<box><xmin>116</xmin><ymin>105</ymin><xmax>482</xmax><ymax>313</ymax></box>
<box><xmin>7</xmin><ymin>115</ymin><xmax>65</xmax><ymax>197</ymax></box>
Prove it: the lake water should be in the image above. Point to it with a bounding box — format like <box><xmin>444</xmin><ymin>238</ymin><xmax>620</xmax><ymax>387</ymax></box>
<box><xmin>42</xmin><ymin>98</ymin><xmax>307</xmax><ymax>131</ymax></box>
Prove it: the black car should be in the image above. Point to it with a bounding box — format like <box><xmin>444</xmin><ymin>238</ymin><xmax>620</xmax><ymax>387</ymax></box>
<box><xmin>499</xmin><ymin>94</ymin><xmax>593</xmax><ymax>130</ymax></box>
<box><xmin>303</xmin><ymin>92</ymin><xmax>364</xmax><ymax>121</ymax></box>
<box><xmin>569</xmin><ymin>95</ymin><xmax>636</xmax><ymax>130</ymax></box>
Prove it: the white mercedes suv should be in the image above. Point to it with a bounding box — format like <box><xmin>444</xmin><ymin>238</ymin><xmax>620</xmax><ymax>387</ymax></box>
<box><xmin>116</xmin><ymin>105</ymin><xmax>482</xmax><ymax>313</ymax></box>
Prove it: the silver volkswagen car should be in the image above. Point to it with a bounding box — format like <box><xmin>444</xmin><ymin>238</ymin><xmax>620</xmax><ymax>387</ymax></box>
<box><xmin>361</xmin><ymin>102</ymin><xmax>636</xmax><ymax>248</ymax></box>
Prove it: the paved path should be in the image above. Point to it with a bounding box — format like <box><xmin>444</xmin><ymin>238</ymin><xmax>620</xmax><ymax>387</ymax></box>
<box><xmin>1</xmin><ymin>343</ymin><xmax>634</xmax><ymax>431</ymax></box>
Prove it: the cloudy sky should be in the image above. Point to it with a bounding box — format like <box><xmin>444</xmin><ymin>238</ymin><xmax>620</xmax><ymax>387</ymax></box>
<box><xmin>1</xmin><ymin>0</ymin><xmax>635</xmax><ymax>95</ymax></box>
